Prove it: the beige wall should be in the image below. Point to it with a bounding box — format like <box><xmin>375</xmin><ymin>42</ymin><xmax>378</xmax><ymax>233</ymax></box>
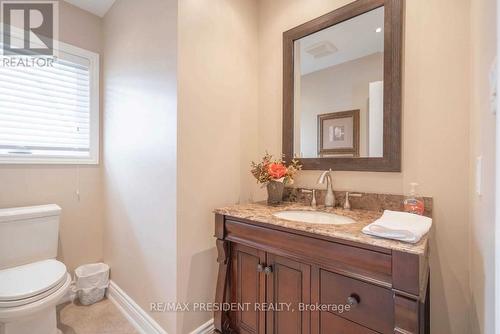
<box><xmin>58</xmin><ymin>1</ymin><xmax>102</xmax><ymax>54</ymax></box>
<box><xmin>298</xmin><ymin>52</ymin><xmax>383</xmax><ymax>157</ymax></box>
<box><xmin>177</xmin><ymin>0</ymin><xmax>259</xmax><ymax>332</ymax></box>
<box><xmin>102</xmin><ymin>0</ymin><xmax>178</xmax><ymax>332</ymax></box>
<box><xmin>469</xmin><ymin>0</ymin><xmax>497</xmax><ymax>332</ymax></box>
<box><xmin>0</xmin><ymin>1</ymin><xmax>103</xmax><ymax>273</ymax></box>
<box><xmin>257</xmin><ymin>0</ymin><xmax>472</xmax><ymax>333</ymax></box>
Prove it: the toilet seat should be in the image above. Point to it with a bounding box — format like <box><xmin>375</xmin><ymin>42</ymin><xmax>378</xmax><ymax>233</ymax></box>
<box><xmin>0</xmin><ymin>259</ymin><xmax>68</xmax><ymax>308</ymax></box>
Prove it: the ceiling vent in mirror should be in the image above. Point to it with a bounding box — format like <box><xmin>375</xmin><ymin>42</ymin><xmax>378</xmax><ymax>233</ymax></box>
<box><xmin>305</xmin><ymin>41</ymin><xmax>338</xmax><ymax>58</ymax></box>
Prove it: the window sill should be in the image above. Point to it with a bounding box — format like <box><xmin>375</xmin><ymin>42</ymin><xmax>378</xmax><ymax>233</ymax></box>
<box><xmin>0</xmin><ymin>157</ymin><xmax>99</xmax><ymax>165</ymax></box>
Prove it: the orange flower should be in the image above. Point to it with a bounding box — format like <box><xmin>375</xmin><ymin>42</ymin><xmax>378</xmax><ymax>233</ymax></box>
<box><xmin>268</xmin><ymin>163</ymin><xmax>287</xmax><ymax>179</ymax></box>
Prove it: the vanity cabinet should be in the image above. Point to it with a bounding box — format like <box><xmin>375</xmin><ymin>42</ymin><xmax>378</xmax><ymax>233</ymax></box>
<box><xmin>229</xmin><ymin>244</ymin><xmax>310</xmax><ymax>334</ymax></box>
<box><xmin>214</xmin><ymin>214</ymin><xmax>430</xmax><ymax>334</ymax></box>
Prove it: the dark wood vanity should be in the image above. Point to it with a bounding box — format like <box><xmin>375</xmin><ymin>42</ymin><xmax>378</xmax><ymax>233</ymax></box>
<box><xmin>213</xmin><ymin>202</ymin><xmax>430</xmax><ymax>334</ymax></box>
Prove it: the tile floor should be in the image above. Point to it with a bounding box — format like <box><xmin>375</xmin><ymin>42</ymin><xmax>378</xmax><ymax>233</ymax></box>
<box><xmin>57</xmin><ymin>298</ymin><xmax>138</xmax><ymax>334</ymax></box>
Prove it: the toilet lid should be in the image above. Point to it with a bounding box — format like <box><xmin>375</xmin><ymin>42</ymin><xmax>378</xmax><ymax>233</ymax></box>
<box><xmin>0</xmin><ymin>259</ymin><xmax>67</xmax><ymax>302</ymax></box>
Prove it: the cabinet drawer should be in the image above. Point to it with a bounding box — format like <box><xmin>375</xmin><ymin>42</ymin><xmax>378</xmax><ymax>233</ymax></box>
<box><xmin>320</xmin><ymin>311</ymin><xmax>378</xmax><ymax>334</ymax></box>
<box><xmin>320</xmin><ymin>270</ymin><xmax>393</xmax><ymax>334</ymax></box>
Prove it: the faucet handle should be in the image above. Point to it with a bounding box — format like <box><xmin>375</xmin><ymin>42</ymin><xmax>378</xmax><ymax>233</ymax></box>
<box><xmin>301</xmin><ymin>189</ymin><xmax>317</xmax><ymax>207</ymax></box>
<box><xmin>344</xmin><ymin>192</ymin><xmax>362</xmax><ymax>210</ymax></box>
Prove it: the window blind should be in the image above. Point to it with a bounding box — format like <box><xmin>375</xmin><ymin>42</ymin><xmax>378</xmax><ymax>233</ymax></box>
<box><xmin>0</xmin><ymin>56</ymin><xmax>91</xmax><ymax>158</ymax></box>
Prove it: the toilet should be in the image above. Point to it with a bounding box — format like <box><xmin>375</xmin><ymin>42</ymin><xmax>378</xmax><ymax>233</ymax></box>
<box><xmin>0</xmin><ymin>205</ymin><xmax>71</xmax><ymax>334</ymax></box>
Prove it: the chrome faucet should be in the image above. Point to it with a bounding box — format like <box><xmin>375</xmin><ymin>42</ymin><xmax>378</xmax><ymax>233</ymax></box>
<box><xmin>317</xmin><ymin>169</ymin><xmax>335</xmax><ymax>207</ymax></box>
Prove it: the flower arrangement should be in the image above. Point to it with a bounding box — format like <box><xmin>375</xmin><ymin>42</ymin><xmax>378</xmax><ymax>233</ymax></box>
<box><xmin>250</xmin><ymin>152</ymin><xmax>302</xmax><ymax>185</ymax></box>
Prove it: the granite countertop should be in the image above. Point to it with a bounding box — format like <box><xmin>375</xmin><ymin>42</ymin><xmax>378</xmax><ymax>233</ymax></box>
<box><xmin>214</xmin><ymin>202</ymin><xmax>429</xmax><ymax>255</ymax></box>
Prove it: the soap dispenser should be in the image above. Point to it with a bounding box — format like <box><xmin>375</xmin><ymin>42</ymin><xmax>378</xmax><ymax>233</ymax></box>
<box><xmin>403</xmin><ymin>182</ymin><xmax>425</xmax><ymax>215</ymax></box>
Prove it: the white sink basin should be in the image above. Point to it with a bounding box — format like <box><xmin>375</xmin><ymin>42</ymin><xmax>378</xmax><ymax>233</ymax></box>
<box><xmin>273</xmin><ymin>210</ymin><xmax>356</xmax><ymax>225</ymax></box>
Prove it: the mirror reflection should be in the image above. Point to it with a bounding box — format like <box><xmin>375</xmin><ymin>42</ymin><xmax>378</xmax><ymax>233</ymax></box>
<box><xmin>293</xmin><ymin>6</ymin><xmax>385</xmax><ymax>158</ymax></box>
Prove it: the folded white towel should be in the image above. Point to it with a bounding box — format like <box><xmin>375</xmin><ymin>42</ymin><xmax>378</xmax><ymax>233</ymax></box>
<box><xmin>362</xmin><ymin>210</ymin><xmax>432</xmax><ymax>244</ymax></box>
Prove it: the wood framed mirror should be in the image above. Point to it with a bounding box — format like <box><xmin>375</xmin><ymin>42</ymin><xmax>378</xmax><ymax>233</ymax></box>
<box><xmin>283</xmin><ymin>0</ymin><xmax>403</xmax><ymax>171</ymax></box>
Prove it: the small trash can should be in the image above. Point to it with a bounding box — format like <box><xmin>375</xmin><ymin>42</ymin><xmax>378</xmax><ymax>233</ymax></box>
<box><xmin>75</xmin><ymin>263</ymin><xmax>110</xmax><ymax>306</ymax></box>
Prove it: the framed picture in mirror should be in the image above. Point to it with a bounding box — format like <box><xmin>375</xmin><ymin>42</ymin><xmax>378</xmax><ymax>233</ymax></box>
<box><xmin>318</xmin><ymin>110</ymin><xmax>360</xmax><ymax>157</ymax></box>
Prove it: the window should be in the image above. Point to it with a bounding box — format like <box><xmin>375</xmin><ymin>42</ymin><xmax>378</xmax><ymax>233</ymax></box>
<box><xmin>0</xmin><ymin>38</ymin><xmax>100</xmax><ymax>164</ymax></box>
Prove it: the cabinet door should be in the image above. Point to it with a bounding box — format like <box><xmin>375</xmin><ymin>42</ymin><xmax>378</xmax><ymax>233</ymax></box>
<box><xmin>230</xmin><ymin>243</ymin><xmax>266</xmax><ymax>334</ymax></box>
<box><xmin>266</xmin><ymin>253</ymin><xmax>311</xmax><ymax>334</ymax></box>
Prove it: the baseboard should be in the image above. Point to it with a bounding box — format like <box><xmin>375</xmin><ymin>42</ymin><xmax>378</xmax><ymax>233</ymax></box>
<box><xmin>189</xmin><ymin>318</ymin><xmax>214</xmax><ymax>334</ymax></box>
<box><xmin>106</xmin><ymin>280</ymin><xmax>167</xmax><ymax>334</ymax></box>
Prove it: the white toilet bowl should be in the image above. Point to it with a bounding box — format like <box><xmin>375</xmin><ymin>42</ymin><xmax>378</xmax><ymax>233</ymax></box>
<box><xmin>0</xmin><ymin>259</ymin><xmax>71</xmax><ymax>334</ymax></box>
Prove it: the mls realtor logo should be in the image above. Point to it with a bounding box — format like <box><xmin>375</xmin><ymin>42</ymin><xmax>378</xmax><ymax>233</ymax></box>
<box><xmin>1</xmin><ymin>0</ymin><xmax>58</xmax><ymax>56</ymax></box>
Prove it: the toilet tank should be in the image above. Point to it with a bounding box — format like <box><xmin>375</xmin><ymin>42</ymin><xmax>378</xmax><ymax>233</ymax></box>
<box><xmin>0</xmin><ymin>204</ymin><xmax>62</xmax><ymax>270</ymax></box>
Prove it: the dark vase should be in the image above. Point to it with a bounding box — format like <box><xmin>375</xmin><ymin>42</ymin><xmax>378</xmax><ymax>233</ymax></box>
<box><xmin>267</xmin><ymin>180</ymin><xmax>284</xmax><ymax>205</ymax></box>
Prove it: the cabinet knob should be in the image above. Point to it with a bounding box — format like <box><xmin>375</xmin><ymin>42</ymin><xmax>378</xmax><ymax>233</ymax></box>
<box><xmin>347</xmin><ymin>294</ymin><xmax>360</xmax><ymax>307</ymax></box>
<box><xmin>257</xmin><ymin>264</ymin><xmax>264</xmax><ymax>272</ymax></box>
<box><xmin>264</xmin><ymin>265</ymin><xmax>273</xmax><ymax>275</ymax></box>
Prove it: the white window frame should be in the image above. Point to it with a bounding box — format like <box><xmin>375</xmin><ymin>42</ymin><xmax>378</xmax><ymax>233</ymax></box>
<box><xmin>0</xmin><ymin>25</ymin><xmax>100</xmax><ymax>165</ymax></box>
